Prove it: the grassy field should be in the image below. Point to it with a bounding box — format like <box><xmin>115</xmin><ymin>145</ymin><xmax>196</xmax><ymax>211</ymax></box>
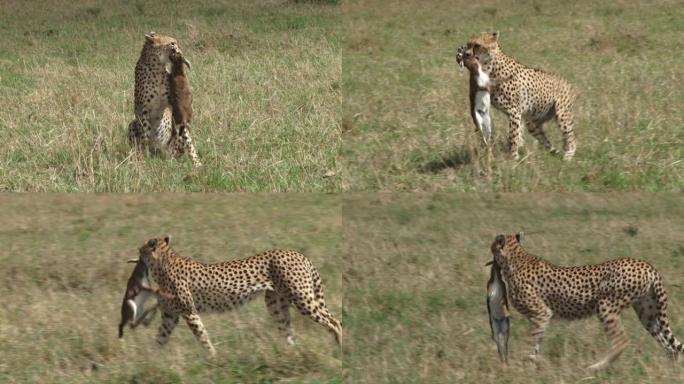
<box><xmin>0</xmin><ymin>194</ymin><xmax>342</xmax><ymax>383</ymax></box>
<box><xmin>0</xmin><ymin>0</ymin><xmax>340</xmax><ymax>192</ymax></box>
<box><xmin>343</xmin><ymin>193</ymin><xmax>684</xmax><ymax>383</ymax></box>
<box><xmin>342</xmin><ymin>0</ymin><xmax>684</xmax><ymax>191</ymax></box>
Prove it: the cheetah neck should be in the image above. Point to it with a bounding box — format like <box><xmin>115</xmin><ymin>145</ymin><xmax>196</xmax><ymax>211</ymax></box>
<box><xmin>148</xmin><ymin>248</ymin><xmax>183</xmax><ymax>281</ymax></box>
<box><xmin>500</xmin><ymin>249</ymin><xmax>541</xmax><ymax>274</ymax></box>
<box><xmin>489</xmin><ymin>49</ymin><xmax>525</xmax><ymax>81</ymax></box>
<box><xmin>138</xmin><ymin>46</ymin><xmax>166</xmax><ymax>72</ymax></box>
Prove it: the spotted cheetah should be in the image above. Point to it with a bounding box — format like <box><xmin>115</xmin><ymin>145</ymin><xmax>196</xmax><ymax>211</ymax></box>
<box><xmin>127</xmin><ymin>32</ymin><xmax>201</xmax><ymax>167</ymax></box>
<box><xmin>457</xmin><ymin>32</ymin><xmax>577</xmax><ymax>160</ymax></box>
<box><xmin>134</xmin><ymin>237</ymin><xmax>342</xmax><ymax>356</ymax></box>
<box><xmin>491</xmin><ymin>233</ymin><xmax>683</xmax><ymax>370</ymax></box>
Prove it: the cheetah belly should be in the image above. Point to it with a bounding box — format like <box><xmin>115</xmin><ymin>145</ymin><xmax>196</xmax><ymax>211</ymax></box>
<box><xmin>542</xmin><ymin>274</ymin><xmax>601</xmax><ymax>320</ymax></box>
<box><xmin>191</xmin><ymin>279</ymin><xmax>274</xmax><ymax>313</ymax></box>
<box><xmin>545</xmin><ymin>290</ymin><xmax>598</xmax><ymax>320</ymax></box>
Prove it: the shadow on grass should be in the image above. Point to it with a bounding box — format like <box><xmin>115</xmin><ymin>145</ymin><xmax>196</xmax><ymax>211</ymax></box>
<box><xmin>420</xmin><ymin>148</ymin><xmax>473</xmax><ymax>173</ymax></box>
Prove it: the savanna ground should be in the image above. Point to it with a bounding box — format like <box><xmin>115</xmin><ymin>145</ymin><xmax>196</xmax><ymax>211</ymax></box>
<box><xmin>0</xmin><ymin>194</ymin><xmax>342</xmax><ymax>383</ymax></box>
<box><xmin>343</xmin><ymin>193</ymin><xmax>684</xmax><ymax>383</ymax></box>
<box><xmin>342</xmin><ymin>0</ymin><xmax>684</xmax><ymax>191</ymax></box>
<box><xmin>0</xmin><ymin>0</ymin><xmax>340</xmax><ymax>191</ymax></box>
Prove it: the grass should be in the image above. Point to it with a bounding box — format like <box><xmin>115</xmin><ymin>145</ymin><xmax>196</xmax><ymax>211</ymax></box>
<box><xmin>342</xmin><ymin>0</ymin><xmax>684</xmax><ymax>191</ymax></box>
<box><xmin>0</xmin><ymin>194</ymin><xmax>342</xmax><ymax>383</ymax></box>
<box><xmin>0</xmin><ymin>0</ymin><xmax>340</xmax><ymax>191</ymax></box>
<box><xmin>343</xmin><ymin>193</ymin><xmax>684</xmax><ymax>383</ymax></box>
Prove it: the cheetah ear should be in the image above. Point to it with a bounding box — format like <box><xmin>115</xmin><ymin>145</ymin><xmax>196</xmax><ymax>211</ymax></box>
<box><xmin>515</xmin><ymin>232</ymin><xmax>523</xmax><ymax>244</ymax></box>
<box><xmin>164</xmin><ymin>236</ymin><xmax>170</xmax><ymax>245</ymax></box>
<box><xmin>145</xmin><ymin>32</ymin><xmax>156</xmax><ymax>43</ymax></box>
<box><xmin>147</xmin><ymin>238</ymin><xmax>157</xmax><ymax>248</ymax></box>
<box><xmin>492</xmin><ymin>31</ymin><xmax>499</xmax><ymax>40</ymax></box>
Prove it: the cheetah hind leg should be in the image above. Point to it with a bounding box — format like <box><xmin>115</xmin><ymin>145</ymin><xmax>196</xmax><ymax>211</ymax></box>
<box><xmin>311</xmin><ymin>269</ymin><xmax>342</xmax><ymax>345</ymax></box>
<box><xmin>588</xmin><ymin>301</ymin><xmax>629</xmax><ymax>371</ymax></box>
<box><xmin>633</xmin><ymin>288</ymin><xmax>684</xmax><ymax>359</ymax></box>
<box><xmin>177</xmin><ymin>123</ymin><xmax>202</xmax><ymax>168</ymax></box>
<box><xmin>554</xmin><ymin>104</ymin><xmax>577</xmax><ymax>161</ymax></box>
<box><xmin>291</xmin><ymin>292</ymin><xmax>342</xmax><ymax>346</ymax></box>
<box><xmin>526</xmin><ymin>120</ymin><xmax>559</xmax><ymax>157</ymax></box>
<box><xmin>265</xmin><ymin>290</ymin><xmax>295</xmax><ymax>346</ymax></box>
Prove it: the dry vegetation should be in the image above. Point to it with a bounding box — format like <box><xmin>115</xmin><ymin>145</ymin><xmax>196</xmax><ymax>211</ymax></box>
<box><xmin>0</xmin><ymin>194</ymin><xmax>342</xmax><ymax>383</ymax></box>
<box><xmin>0</xmin><ymin>0</ymin><xmax>340</xmax><ymax>191</ymax></box>
<box><xmin>342</xmin><ymin>0</ymin><xmax>684</xmax><ymax>191</ymax></box>
<box><xmin>343</xmin><ymin>193</ymin><xmax>684</xmax><ymax>383</ymax></box>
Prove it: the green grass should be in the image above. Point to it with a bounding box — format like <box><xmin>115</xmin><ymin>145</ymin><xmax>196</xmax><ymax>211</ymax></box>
<box><xmin>343</xmin><ymin>193</ymin><xmax>684</xmax><ymax>382</ymax></box>
<box><xmin>0</xmin><ymin>0</ymin><xmax>340</xmax><ymax>191</ymax></box>
<box><xmin>0</xmin><ymin>194</ymin><xmax>341</xmax><ymax>383</ymax></box>
<box><xmin>342</xmin><ymin>0</ymin><xmax>684</xmax><ymax>191</ymax></box>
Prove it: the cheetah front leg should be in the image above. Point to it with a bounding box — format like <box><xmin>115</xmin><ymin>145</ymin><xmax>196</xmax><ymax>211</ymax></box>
<box><xmin>156</xmin><ymin>310</ymin><xmax>179</xmax><ymax>347</ymax></box>
<box><xmin>588</xmin><ymin>299</ymin><xmax>629</xmax><ymax>371</ymax></box>
<box><xmin>524</xmin><ymin>306</ymin><xmax>552</xmax><ymax>362</ymax></box>
<box><xmin>183</xmin><ymin>312</ymin><xmax>216</xmax><ymax>356</ymax></box>
<box><xmin>507</xmin><ymin>111</ymin><xmax>524</xmax><ymax>160</ymax></box>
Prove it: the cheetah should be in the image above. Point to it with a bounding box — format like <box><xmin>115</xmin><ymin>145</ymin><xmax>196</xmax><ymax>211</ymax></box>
<box><xmin>457</xmin><ymin>32</ymin><xmax>577</xmax><ymax>160</ymax></box>
<box><xmin>127</xmin><ymin>32</ymin><xmax>201</xmax><ymax>167</ymax></box>
<box><xmin>491</xmin><ymin>233</ymin><xmax>684</xmax><ymax>370</ymax></box>
<box><xmin>134</xmin><ymin>236</ymin><xmax>342</xmax><ymax>356</ymax></box>
<box><xmin>458</xmin><ymin>46</ymin><xmax>496</xmax><ymax>145</ymax></box>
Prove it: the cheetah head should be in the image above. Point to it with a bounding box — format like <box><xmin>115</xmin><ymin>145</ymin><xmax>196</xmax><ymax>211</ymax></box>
<box><xmin>144</xmin><ymin>32</ymin><xmax>182</xmax><ymax>73</ymax></box>
<box><xmin>463</xmin><ymin>32</ymin><xmax>499</xmax><ymax>60</ymax></box>
<box><xmin>136</xmin><ymin>236</ymin><xmax>171</xmax><ymax>268</ymax></box>
<box><xmin>490</xmin><ymin>232</ymin><xmax>523</xmax><ymax>268</ymax></box>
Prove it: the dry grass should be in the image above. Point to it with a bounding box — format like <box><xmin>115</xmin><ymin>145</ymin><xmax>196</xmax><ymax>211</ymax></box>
<box><xmin>0</xmin><ymin>194</ymin><xmax>341</xmax><ymax>383</ymax></box>
<box><xmin>0</xmin><ymin>0</ymin><xmax>340</xmax><ymax>191</ymax></box>
<box><xmin>342</xmin><ymin>0</ymin><xmax>684</xmax><ymax>191</ymax></box>
<box><xmin>343</xmin><ymin>193</ymin><xmax>684</xmax><ymax>383</ymax></box>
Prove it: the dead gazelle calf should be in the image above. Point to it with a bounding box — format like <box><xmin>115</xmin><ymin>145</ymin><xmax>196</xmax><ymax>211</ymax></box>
<box><xmin>486</xmin><ymin>259</ymin><xmax>511</xmax><ymax>364</ymax></box>
<box><xmin>457</xmin><ymin>45</ymin><xmax>496</xmax><ymax>145</ymax></box>
<box><xmin>168</xmin><ymin>47</ymin><xmax>201</xmax><ymax>167</ymax></box>
<box><xmin>118</xmin><ymin>259</ymin><xmax>170</xmax><ymax>338</ymax></box>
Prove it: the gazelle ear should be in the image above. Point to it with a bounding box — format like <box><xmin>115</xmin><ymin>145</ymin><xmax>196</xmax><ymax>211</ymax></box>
<box><xmin>145</xmin><ymin>32</ymin><xmax>156</xmax><ymax>43</ymax></box>
<box><xmin>515</xmin><ymin>232</ymin><xmax>523</xmax><ymax>244</ymax></box>
<box><xmin>494</xmin><ymin>234</ymin><xmax>505</xmax><ymax>248</ymax></box>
